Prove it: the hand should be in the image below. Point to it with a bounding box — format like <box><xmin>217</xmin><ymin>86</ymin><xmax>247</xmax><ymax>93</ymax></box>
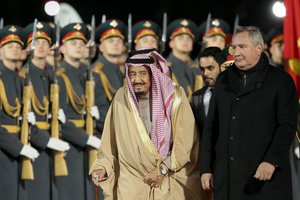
<box><xmin>27</xmin><ymin>112</ymin><xmax>36</xmax><ymax>125</ymax></box>
<box><xmin>20</xmin><ymin>144</ymin><xmax>39</xmax><ymax>161</ymax></box>
<box><xmin>47</xmin><ymin>138</ymin><xmax>70</xmax><ymax>152</ymax></box>
<box><xmin>254</xmin><ymin>162</ymin><xmax>275</xmax><ymax>181</ymax></box>
<box><xmin>87</xmin><ymin>135</ymin><xmax>101</xmax><ymax>149</ymax></box>
<box><xmin>90</xmin><ymin>106</ymin><xmax>100</xmax><ymax>120</ymax></box>
<box><xmin>143</xmin><ymin>168</ymin><xmax>165</xmax><ymax>188</ymax></box>
<box><xmin>201</xmin><ymin>173</ymin><xmax>214</xmax><ymax>191</ymax></box>
<box><xmin>91</xmin><ymin>169</ymin><xmax>107</xmax><ymax>186</ymax></box>
<box><xmin>58</xmin><ymin>108</ymin><xmax>66</xmax><ymax>124</ymax></box>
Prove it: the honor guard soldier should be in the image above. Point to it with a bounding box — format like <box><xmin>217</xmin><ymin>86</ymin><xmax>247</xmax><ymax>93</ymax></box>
<box><xmin>21</xmin><ymin>21</ymin><xmax>70</xmax><ymax>200</ymax></box>
<box><xmin>266</xmin><ymin>26</ymin><xmax>284</xmax><ymax>69</ymax></box>
<box><xmin>199</xmin><ymin>18</ymin><xmax>231</xmax><ymax>50</ymax></box>
<box><xmin>0</xmin><ymin>25</ymin><xmax>39</xmax><ymax>200</ymax></box>
<box><xmin>56</xmin><ymin>22</ymin><xmax>101</xmax><ymax>200</ymax></box>
<box><xmin>92</xmin><ymin>19</ymin><xmax>126</xmax><ymax>131</ymax></box>
<box><xmin>132</xmin><ymin>20</ymin><xmax>161</xmax><ymax>50</ymax></box>
<box><xmin>166</xmin><ymin>18</ymin><xmax>198</xmax><ymax>99</ymax></box>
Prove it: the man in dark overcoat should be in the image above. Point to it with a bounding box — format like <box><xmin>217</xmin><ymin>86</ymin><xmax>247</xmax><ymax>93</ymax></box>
<box><xmin>200</xmin><ymin>25</ymin><xmax>298</xmax><ymax>200</ymax></box>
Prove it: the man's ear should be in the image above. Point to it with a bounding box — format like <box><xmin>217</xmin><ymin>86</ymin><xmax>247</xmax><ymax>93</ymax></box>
<box><xmin>60</xmin><ymin>45</ymin><xmax>65</xmax><ymax>54</ymax></box>
<box><xmin>98</xmin><ymin>43</ymin><xmax>103</xmax><ymax>53</ymax></box>
<box><xmin>256</xmin><ymin>43</ymin><xmax>263</xmax><ymax>55</ymax></box>
<box><xmin>169</xmin><ymin>40</ymin><xmax>174</xmax><ymax>49</ymax></box>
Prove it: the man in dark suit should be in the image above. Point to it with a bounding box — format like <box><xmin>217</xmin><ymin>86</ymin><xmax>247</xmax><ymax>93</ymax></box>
<box><xmin>200</xmin><ymin>26</ymin><xmax>298</xmax><ymax>200</ymax></box>
<box><xmin>190</xmin><ymin>47</ymin><xmax>225</xmax><ymax>138</ymax></box>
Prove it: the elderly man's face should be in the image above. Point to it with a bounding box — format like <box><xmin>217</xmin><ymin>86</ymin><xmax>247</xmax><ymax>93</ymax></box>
<box><xmin>128</xmin><ymin>65</ymin><xmax>151</xmax><ymax>97</ymax></box>
<box><xmin>232</xmin><ymin>31</ymin><xmax>263</xmax><ymax>70</ymax></box>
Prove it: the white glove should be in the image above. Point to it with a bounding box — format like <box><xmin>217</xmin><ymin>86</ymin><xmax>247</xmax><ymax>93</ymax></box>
<box><xmin>27</xmin><ymin>112</ymin><xmax>36</xmax><ymax>125</ymax></box>
<box><xmin>20</xmin><ymin>144</ymin><xmax>39</xmax><ymax>161</ymax></box>
<box><xmin>87</xmin><ymin>135</ymin><xmax>101</xmax><ymax>149</ymax></box>
<box><xmin>58</xmin><ymin>109</ymin><xmax>66</xmax><ymax>124</ymax></box>
<box><xmin>90</xmin><ymin>106</ymin><xmax>100</xmax><ymax>120</ymax></box>
<box><xmin>47</xmin><ymin>138</ymin><xmax>70</xmax><ymax>152</ymax></box>
<box><xmin>295</xmin><ymin>146</ymin><xmax>300</xmax><ymax>159</ymax></box>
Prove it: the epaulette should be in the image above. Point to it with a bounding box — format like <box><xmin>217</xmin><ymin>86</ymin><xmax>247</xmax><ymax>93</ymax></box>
<box><xmin>92</xmin><ymin>62</ymin><xmax>104</xmax><ymax>73</ymax></box>
<box><xmin>56</xmin><ymin>68</ymin><xmax>65</xmax><ymax>76</ymax></box>
<box><xmin>18</xmin><ymin>67</ymin><xmax>28</xmax><ymax>79</ymax></box>
<box><xmin>167</xmin><ymin>61</ymin><xmax>172</xmax><ymax>67</ymax></box>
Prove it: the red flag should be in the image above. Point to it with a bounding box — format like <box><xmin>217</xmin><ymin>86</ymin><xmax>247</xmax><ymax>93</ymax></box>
<box><xmin>284</xmin><ymin>0</ymin><xmax>300</xmax><ymax>96</ymax></box>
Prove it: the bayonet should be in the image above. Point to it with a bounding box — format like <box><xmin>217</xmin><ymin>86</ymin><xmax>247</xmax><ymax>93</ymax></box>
<box><xmin>233</xmin><ymin>14</ymin><xmax>239</xmax><ymax>35</ymax></box>
<box><xmin>204</xmin><ymin>13</ymin><xmax>212</xmax><ymax>41</ymax></box>
<box><xmin>101</xmin><ymin>14</ymin><xmax>106</xmax><ymax>24</ymax></box>
<box><xmin>31</xmin><ymin>19</ymin><xmax>37</xmax><ymax>52</ymax></box>
<box><xmin>160</xmin><ymin>12</ymin><xmax>167</xmax><ymax>54</ymax></box>
<box><xmin>55</xmin><ymin>21</ymin><xmax>60</xmax><ymax>48</ymax></box>
<box><xmin>90</xmin><ymin>15</ymin><xmax>95</xmax><ymax>48</ymax></box>
<box><xmin>127</xmin><ymin>13</ymin><xmax>132</xmax><ymax>52</ymax></box>
<box><xmin>0</xmin><ymin>18</ymin><xmax>3</xmax><ymax>29</ymax></box>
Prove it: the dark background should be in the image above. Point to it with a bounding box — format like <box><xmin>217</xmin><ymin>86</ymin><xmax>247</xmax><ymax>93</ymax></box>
<box><xmin>2</xmin><ymin>0</ymin><xmax>283</xmax><ymax>34</ymax></box>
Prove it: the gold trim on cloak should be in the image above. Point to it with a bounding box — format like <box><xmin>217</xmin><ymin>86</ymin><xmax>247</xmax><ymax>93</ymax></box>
<box><xmin>171</xmin><ymin>73</ymin><xmax>192</xmax><ymax>100</ymax></box>
<box><xmin>125</xmin><ymin>85</ymin><xmax>182</xmax><ymax>169</ymax></box>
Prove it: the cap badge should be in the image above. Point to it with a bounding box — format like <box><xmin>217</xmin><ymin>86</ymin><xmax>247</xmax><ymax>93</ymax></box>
<box><xmin>212</xmin><ymin>19</ymin><xmax>220</xmax><ymax>27</ymax></box>
<box><xmin>110</xmin><ymin>20</ymin><xmax>118</xmax><ymax>27</ymax></box>
<box><xmin>73</xmin><ymin>23</ymin><xmax>82</xmax><ymax>30</ymax></box>
<box><xmin>143</xmin><ymin>21</ymin><xmax>152</xmax><ymax>28</ymax></box>
<box><xmin>180</xmin><ymin>19</ymin><xmax>189</xmax><ymax>26</ymax></box>
<box><xmin>36</xmin><ymin>22</ymin><xmax>44</xmax><ymax>29</ymax></box>
<box><xmin>9</xmin><ymin>26</ymin><xmax>17</xmax><ymax>33</ymax></box>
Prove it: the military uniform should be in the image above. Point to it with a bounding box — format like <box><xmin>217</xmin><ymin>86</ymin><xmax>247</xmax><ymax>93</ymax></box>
<box><xmin>166</xmin><ymin>18</ymin><xmax>198</xmax><ymax>98</ymax></box>
<box><xmin>266</xmin><ymin>26</ymin><xmax>284</xmax><ymax>69</ymax></box>
<box><xmin>57</xmin><ymin>22</ymin><xmax>103</xmax><ymax>200</ymax></box>
<box><xmin>20</xmin><ymin>21</ymin><xmax>58</xmax><ymax>200</ymax></box>
<box><xmin>0</xmin><ymin>25</ymin><xmax>27</xmax><ymax>200</ymax></box>
<box><xmin>92</xmin><ymin>19</ymin><xmax>126</xmax><ymax>132</ymax></box>
<box><xmin>198</xmin><ymin>18</ymin><xmax>231</xmax><ymax>50</ymax></box>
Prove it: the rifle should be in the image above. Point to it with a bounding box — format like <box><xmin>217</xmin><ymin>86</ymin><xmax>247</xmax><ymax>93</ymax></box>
<box><xmin>50</xmin><ymin>21</ymin><xmax>68</xmax><ymax>176</ymax></box>
<box><xmin>20</xmin><ymin>19</ymin><xmax>37</xmax><ymax>180</ymax></box>
<box><xmin>86</xmin><ymin>15</ymin><xmax>97</xmax><ymax>169</ymax></box>
<box><xmin>127</xmin><ymin>13</ymin><xmax>132</xmax><ymax>53</ymax></box>
<box><xmin>160</xmin><ymin>12</ymin><xmax>167</xmax><ymax>55</ymax></box>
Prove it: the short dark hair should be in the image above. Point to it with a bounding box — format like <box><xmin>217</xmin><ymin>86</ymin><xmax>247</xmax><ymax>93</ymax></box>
<box><xmin>197</xmin><ymin>46</ymin><xmax>226</xmax><ymax>66</ymax></box>
<box><xmin>235</xmin><ymin>26</ymin><xmax>264</xmax><ymax>46</ymax></box>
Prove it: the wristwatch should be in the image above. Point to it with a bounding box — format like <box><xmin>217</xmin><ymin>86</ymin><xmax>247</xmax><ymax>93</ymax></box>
<box><xmin>159</xmin><ymin>164</ymin><xmax>169</xmax><ymax>175</ymax></box>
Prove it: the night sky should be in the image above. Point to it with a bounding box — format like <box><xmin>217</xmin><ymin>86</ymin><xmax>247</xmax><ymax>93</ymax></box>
<box><xmin>2</xmin><ymin>0</ymin><xmax>284</xmax><ymax>33</ymax></box>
